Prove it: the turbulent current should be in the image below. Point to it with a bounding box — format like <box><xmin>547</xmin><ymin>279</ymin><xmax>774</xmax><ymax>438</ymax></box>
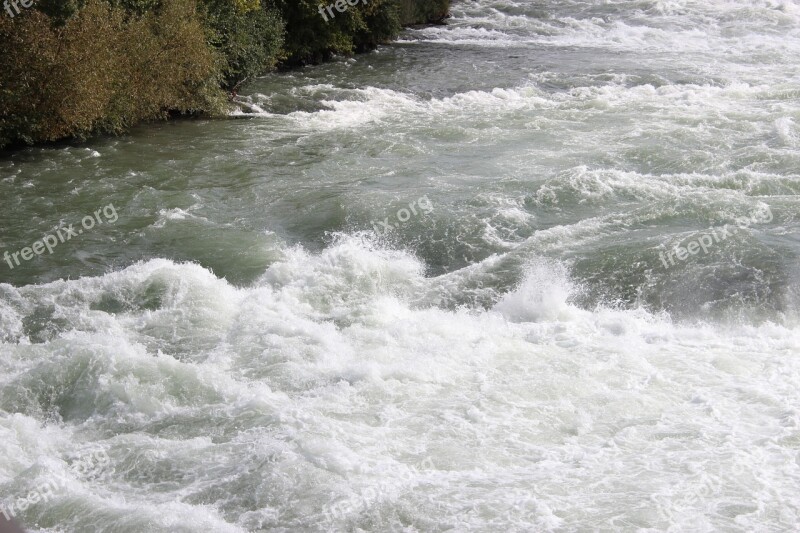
<box><xmin>2</xmin><ymin>1</ymin><xmax>800</xmax><ymax>531</ymax></box>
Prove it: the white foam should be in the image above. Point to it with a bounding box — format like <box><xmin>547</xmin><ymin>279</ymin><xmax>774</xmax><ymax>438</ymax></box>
<box><xmin>775</xmin><ymin>116</ymin><xmax>798</xmax><ymax>147</ymax></box>
<box><xmin>1</xmin><ymin>238</ymin><xmax>799</xmax><ymax>529</ymax></box>
<box><xmin>493</xmin><ymin>259</ymin><xmax>578</xmax><ymax>323</ymax></box>
<box><xmin>5</xmin><ymin>0</ymin><xmax>800</xmax><ymax>528</ymax></box>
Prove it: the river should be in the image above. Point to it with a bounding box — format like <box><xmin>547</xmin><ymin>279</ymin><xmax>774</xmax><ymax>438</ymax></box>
<box><xmin>1</xmin><ymin>0</ymin><xmax>799</xmax><ymax>531</ymax></box>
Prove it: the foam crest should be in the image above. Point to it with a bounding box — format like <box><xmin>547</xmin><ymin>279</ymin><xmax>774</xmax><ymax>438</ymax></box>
<box><xmin>259</xmin><ymin>234</ymin><xmax>426</xmax><ymax>314</ymax></box>
<box><xmin>493</xmin><ymin>260</ymin><xmax>580</xmax><ymax>323</ymax></box>
<box><xmin>1</xmin><ymin>244</ymin><xmax>799</xmax><ymax>530</ymax></box>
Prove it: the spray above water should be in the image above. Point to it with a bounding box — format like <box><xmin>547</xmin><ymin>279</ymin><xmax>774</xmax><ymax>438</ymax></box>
<box><xmin>493</xmin><ymin>259</ymin><xmax>579</xmax><ymax>323</ymax></box>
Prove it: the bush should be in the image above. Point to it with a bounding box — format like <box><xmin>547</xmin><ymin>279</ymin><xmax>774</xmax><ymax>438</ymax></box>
<box><xmin>273</xmin><ymin>0</ymin><xmax>401</xmax><ymax>66</ymax></box>
<box><xmin>200</xmin><ymin>0</ymin><xmax>285</xmax><ymax>89</ymax></box>
<box><xmin>0</xmin><ymin>0</ymin><xmax>224</xmax><ymax>148</ymax></box>
<box><xmin>0</xmin><ymin>0</ymin><xmax>451</xmax><ymax>149</ymax></box>
<box><xmin>397</xmin><ymin>0</ymin><xmax>450</xmax><ymax>25</ymax></box>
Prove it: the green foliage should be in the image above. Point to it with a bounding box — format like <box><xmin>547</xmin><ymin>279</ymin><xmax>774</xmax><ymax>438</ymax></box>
<box><xmin>0</xmin><ymin>0</ymin><xmax>450</xmax><ymax>149</ymax></box>
<box><xmin>273</xmin><ymin>0</ymin><xmax>401</xmax><ymax>66</ymax></box>
<box><xmin>32</xmin><ymin>0</ymin><xmax>82</xmax><ymax>24</ymax></box>
<box><xmin>0</xmin><ymin>0</ymin><xmax>224</xmax><ymax>148</ymax></box>
<box><xmin>103</xmin><ymin>0</ymin><xmax>162</xmax><ymax>14</ymax></box>
<box><xmin>34</xmin><ymin>0</ymin><xmax>159</xmax><ymax>23</ymax></box>
<box><xmin>396</xmin><ymin>0</ymin><xmax>450</xmax><ymax>25</ymax></box>
<box><xmin>200</xmin><ymin>0</ymin><xmax>285</xmax><ymax>89</ymax></box>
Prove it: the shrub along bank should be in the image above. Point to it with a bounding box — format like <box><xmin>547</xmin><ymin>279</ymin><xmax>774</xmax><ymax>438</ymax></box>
<box><xmin>0</xmin><ymin>0</ymin><xmax>450</xmax><ymax>149</ymax></box>
<box><xmin>397</xmin><ymin>0</ymin><xmax>449</xmax><ymax>25</ymax></box>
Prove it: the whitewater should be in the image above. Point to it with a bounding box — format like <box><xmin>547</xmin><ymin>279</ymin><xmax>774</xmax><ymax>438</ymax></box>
<box><xmin>1</xmin><ymin>0</ymin><xmax>799</xmax><ymax>531</ymax></box>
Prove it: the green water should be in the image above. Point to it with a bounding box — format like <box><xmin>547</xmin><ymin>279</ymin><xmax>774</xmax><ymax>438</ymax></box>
<box><xmin>1</xmin><ymin>1</ymin><xmax>800</xmax><ymax>531</ymax></box>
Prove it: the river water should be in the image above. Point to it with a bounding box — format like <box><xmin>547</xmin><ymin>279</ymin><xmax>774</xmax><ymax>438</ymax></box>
<box><xmin>1</xmin><ymin>1</ymin><xmax>800</xmax><ymax>531</ymax></box>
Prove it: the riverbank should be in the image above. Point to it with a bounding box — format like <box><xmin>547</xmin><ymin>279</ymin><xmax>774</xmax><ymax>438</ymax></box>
<box><xmin>1</xmin><ymin>1</ymin><xmax>798</xmax><ymax>530</ymax></box>
<box><xmin>0</xmin><ymin>0</ymin><xmax>450</xmax><ymax>151</ymax></box>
